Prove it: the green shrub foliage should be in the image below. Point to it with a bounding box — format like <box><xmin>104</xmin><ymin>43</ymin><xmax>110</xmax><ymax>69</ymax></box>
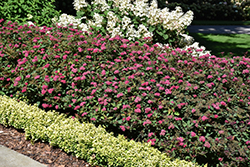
<box><xmin>0</xmin><ymin>19</ymin><xmax>250</xmax><ymax>166</ymax></box>
<box><xmin>0</xmin><ymin>0</ymin><xmax>62</xmax><ymax>27</ymax></box>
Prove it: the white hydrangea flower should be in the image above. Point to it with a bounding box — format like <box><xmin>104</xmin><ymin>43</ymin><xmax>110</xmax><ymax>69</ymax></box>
<box><xmin>58</xmin><ymin>13</ymin><xmax>81</xmax><ymax>28</ymax></box>
<box><xmin>73</xmin><ymin>0</ymin><xmax>89</xmax><ymax>11</ymax></box>
<box><xmin>126</xmin><ymin>24</ymin><xmax>136</xmax><ymax>40</ymax></box>
<box><xmin>183</xmin><ymin>42</ymin><xmax>211</xmax><ymax>57</ymax></box>
<box><xmin>92</xmin><ymin>13</ymin><xmax>104</xmax><ymax>28</ymax></box>
<box><xmin>112</xmin><ymin>0</ymin><xmax>133</xmax><ymax>14</ymax></box>
<box><xmin>175</xmin><ymin>6</ymin><xmax>182</xmax><ymax>13</ymax></box>
<box><xmin>87</xmin><ymin>20</ymin><xmax>95</xmax><ymax>28</ymax></box>
<box><xmin>107</xmin><ymin>11</ymin><xmax>120</xmax><ymax>23</ymax></box>
<box><xmin>134</xmin><ymin>29</ymin><xmax>141</xmax><ymax>39</ymax></box>
<box><xmin>126</xmin><ymin>24</ymin><xmax>144</xmax><ymax>41</ymax></box>
<box><xmin>111</xmin><ymin>25</ymin><xmax>123</xmax><ymax>38</ymax></box>
<box><xmin>179</xmin><ymin>33</ymin><xmax>194</xmax><ymax>47</ymax></box>
<box><xmin>156</xmin><ymin>39</ymin><xmax>211</xmax><ymax>58</ymax></box>
<box><xmin>78</xmin><ymin>23</ymin><xmax>90</xmax><ymax>32</ymax></box>
<box><xmin>132</xmin><ymin>0</ymin><xmax>149</xmax><ymax>17</ymax></box>
<box><xmin>53</xmin><ymin>0</ymin><xmax>194</xmax><ymax>47</ymax></box>
<box><xmin>147</xmin><ymin>1</ymin><xmax>162</xmax><ymax>25</ymax></box>
<box><xmin>122</xmin><ymin>16</ymin><xmax>132</xmax><ymax>29</ymax></box>
<box><xmin>137</xmin><ymin>24</ymin><xmax>149</xmax><ymax>34</ymax></box>
<box><xmin>56</xmin><ymin>14</ymin><xmax>82</xmax><ymax>29</ymax></box>
<box><xmin>150</xmin><ymin>0</ymin><xmax>158</xmax><ymax>9</ymax></box>
<box><xmin>107</xmin><ymin>21</ymin><xmax>116</xmax><ymax>32</ymax></box>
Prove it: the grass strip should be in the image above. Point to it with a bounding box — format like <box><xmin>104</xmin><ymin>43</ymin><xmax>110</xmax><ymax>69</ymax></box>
<box><xmin>189</xmin><ymin>33</ymin><xmax>250</xmax><ymax>58</ymax></box>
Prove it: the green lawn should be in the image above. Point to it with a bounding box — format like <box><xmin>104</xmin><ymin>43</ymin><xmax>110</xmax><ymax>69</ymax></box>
<box><xmin>189</xmin><ymin>33</ymin><xmax>250</xmax><ymax>58</ymax></box>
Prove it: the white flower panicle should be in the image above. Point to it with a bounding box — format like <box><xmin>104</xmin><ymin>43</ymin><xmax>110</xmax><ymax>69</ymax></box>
<box><xmin>88</xmin><ymin>13</ymin><xmax>104</xmax><ymax>28</ymax></box>
<box><xmin>131</xmin><ymin>0</ymin><xmax>149</xmax><ymax>18</ymax></box>
<box><xmin>121</xmin><ymin>16</ymin><xmax>132</xmax><ymax>30</ymax></box>
<box><xmin>183</xmin><ymin>42</ymin><xmax>211</xmax><ymax>57</ymax></box>
<box><xmin>157</xmin><ymin>6</ymin><xmax>193</xmax><ymax>32</ymax></box>
<box><xmin>112</xmin><ymin>0</ymin><xmax>133</xmax><ymax>13</ymax></box>
<box><xmin>111</xmin><ymin>25</ymin><xmax>123</xmax><ymax>38</ymax></box>
<box><xmin>148</xmin><ymin>0</ymin><xmax>162</xmax><ymax>26</ymax></box>
<box><xmin>137</xmin><ymin>24</ymin><xmax>154</xmax><ymax>41</ymax></box>
<box><xmin>126</xmin><ymin>24</ymin><xmax>138</xmax><ymax>41</ymax></box>
<box><xmin>156</xmin><ymin>41</ymin><xmax>211</xmax><ymax>58</ymax></box>
<box><xmin>78</xmin><ymin>23</ymin><xmax>90</xmax><ymax>32</ymax></box>
<box><xmin>106</xmin><ymin>11</ymin><xmax>120</xmax><ymax>33</ymax></box>
<box><xmin>179</xmin><ymin>33</ymin><xmax>194</xmax><ymax>47</ymax></box>
<box><xmin>55</xmin><ymin>14</ymin><xmax>82</xmax><ymax>29</ymax></box>
<box><xmin>73</xmin><ymin>0</ymin><xmax>89</xmax><ymax>11</ymax></box>
<box><xmin>56</xmin><ymin>0</ymin><xmax>194</xmax><ymax>46</ymax></box>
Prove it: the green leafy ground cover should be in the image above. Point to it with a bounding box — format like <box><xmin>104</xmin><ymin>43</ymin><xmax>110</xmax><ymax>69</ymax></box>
<box><xmin>189</xmin><ymin>33</ymin><xmax>250</xmax><ymax>58</ymax></box>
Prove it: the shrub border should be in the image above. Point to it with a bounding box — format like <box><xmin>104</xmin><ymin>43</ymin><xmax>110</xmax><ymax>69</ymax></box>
<box><xmin>0</xmin><ymin>95</ymin><xmax>201</xmax><ymax>167</ymax></box>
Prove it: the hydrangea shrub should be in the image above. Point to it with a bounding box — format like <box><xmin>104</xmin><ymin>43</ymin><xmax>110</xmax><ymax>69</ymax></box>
<box><xmin>52</xmin><ymin>0</ymin><xmax>194</xmax><ymax>48</ymax></box>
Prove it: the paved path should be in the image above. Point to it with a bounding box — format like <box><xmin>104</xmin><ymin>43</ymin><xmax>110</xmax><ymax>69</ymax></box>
<box><xmin>0</xmin><ymin>145</ymin><xmax>47</xmax><ymax>167</ymax></box>
<box><xmin>187</xmin><ymin>25</ymin><xmax>250</xmax><ymax>34</ymax></box>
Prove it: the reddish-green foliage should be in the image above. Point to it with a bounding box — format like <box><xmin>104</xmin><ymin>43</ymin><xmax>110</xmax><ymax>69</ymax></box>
<box><xmin>0</xmin><ymin>19</ymin><xmax>250</xmax><ymax>167</ymax></box>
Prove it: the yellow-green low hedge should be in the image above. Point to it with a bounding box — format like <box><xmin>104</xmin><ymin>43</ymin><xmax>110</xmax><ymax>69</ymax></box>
<box><xmin>0</xmin><ymin>95</ymin><xmax>202</xmax><ymax>167</ymax></box>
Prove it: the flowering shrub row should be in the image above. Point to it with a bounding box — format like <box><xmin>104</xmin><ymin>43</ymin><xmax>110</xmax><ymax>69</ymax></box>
<box><xmin>0</xmin><ymin>95</ymin><xmax>201</xmax><ymax>166</ymax></box>
<box><xmin>52</xmin><ymin>0</ymin><xmax>193</xmax><ymax>48</ymax></box>
<box><xmin>0</xmin><ymin>19</ymin><xmax>250</xmax><ymax>166</ymax></box>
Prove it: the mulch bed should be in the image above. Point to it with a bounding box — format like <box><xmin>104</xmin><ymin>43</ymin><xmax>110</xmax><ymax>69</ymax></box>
<box><xmin>0</xmin><ymin>124</ymin><xmax>102</xmax><ymax>167</ymax></box>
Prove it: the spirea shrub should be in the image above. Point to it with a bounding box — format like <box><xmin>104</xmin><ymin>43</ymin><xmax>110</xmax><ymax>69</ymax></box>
<box><xmin>0</xmin><ymin>19</ymin><xmax>250</xmax><ymax>166</ymax></box>
<box><xmin>52</xmin><ymin>0</ymin><xmax>193</xmax><ymax>48</ymax></box>
<box><xmin>0</xmin><ymin>0</ymin><xmax>62</xmax><ymax>27</ymax></box>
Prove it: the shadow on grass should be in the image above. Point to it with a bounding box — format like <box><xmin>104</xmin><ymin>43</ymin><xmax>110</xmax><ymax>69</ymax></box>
<box><xmin>189</xmin><ymin>33</ymin><xmax>250</xmax><ymax>58</ymax></box>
